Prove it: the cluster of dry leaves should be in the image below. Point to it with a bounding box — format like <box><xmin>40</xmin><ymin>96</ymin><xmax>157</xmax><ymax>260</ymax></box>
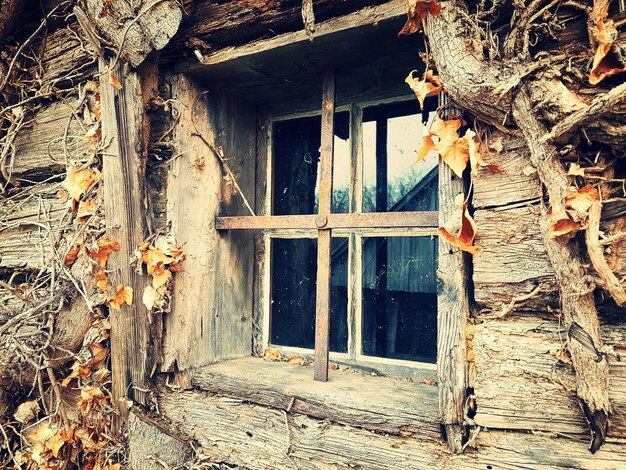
<box><xmin>589</xmin><ymin>2</ymin><xmax>625</xmax><ymax>84</ymax></box>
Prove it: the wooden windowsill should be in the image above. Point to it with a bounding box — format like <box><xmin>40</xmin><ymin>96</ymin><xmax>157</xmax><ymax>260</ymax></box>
<box><xmin>190</xmin><ymin>356</ymin><xmax>442</xmax><ymax>442</ymax></box>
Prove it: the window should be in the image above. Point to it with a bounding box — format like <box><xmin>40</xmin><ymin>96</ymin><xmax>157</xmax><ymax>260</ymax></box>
<box><xmin>216</xmin><ymin>73</ymin><xmax>439</xmax><ymax>380</ymax></box>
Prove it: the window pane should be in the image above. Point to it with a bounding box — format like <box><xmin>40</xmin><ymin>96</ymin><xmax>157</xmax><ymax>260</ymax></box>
<box><xmin>361</xmin><ymin>236</ymin><xmax>437</xmax><ymax>362</ymax></box>
<box><xmin>271</xmin><ymin>238</ymin><xmax>348</xmax><ymax>352</ymax></box>
<box><xmin>273</xmin><ymin>112</ymin><xmax>350</xmax><ymax>215</ymax></box>
<box><xmin>363</xmin><ymin>102</ymin><xmax>438</xmax><ymax>212</ymax></box>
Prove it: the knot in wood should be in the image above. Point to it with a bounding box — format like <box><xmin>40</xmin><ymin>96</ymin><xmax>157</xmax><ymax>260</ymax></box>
<box><xmin>315</xmin><ymin>214</ymin><xmax>328</xmax><ymax>228</ymax></box>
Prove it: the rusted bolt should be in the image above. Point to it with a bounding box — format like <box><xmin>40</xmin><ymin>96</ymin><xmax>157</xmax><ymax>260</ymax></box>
<box><xmin>315</xmin><ymin>214</ymin><xmax>328</xmax><ymax>228</ymax></box>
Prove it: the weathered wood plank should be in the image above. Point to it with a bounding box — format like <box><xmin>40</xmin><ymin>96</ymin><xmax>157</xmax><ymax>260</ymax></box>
<box><xmin>99</xmin><ymin>58</ymin><xmax>154</xmax><ymax>425</ymax></box>
<box><xmin>180</xmin><ymin>0</ymin><xmax>392</xmax><ymax>53</ymax></box>
<box><xmin>458</xmin><ymin>431</ymin><xmax>626</xmax><ymax>470</ymax></box>
<box><xmin>163</xmin><ymin>77</ymin><xmax>255</xmax><ymax>372</ymax></box>
<box><xmin>472</xmin><ymin>133</ymin><xmax>540</xmax><ymax>210</ymax></box>
<box><xmin>437</xmin><ymin>102</ymin><xmax>469</xmax><ymax>451</ymax></box>
<box><xmin>472</xmin><ymin>317</ymin><xmax>626</xmax><ymax>437</ymax></box>
<box><xmin>192</xmin><ymin>357</ymin><xmax>441</xmax><ymax>440</ymax></box>
<box><xmin>473</xmin><ymin>204</ymin><xmax>559</xmax><ymax>311</ymax></box>
<box><xmin>158</xmin><ymin>389</ymin><xmax>448</xmax><ymax>470</ymax></box>
<box><xmin>12</xmin><ymin>100</ymin><xmax>89</xmax><ymax>182</ymax></box>
<box><xmin>0</xmin><ymin>183</ymin><xmax>68</xmax><ymax>269</ymax></box>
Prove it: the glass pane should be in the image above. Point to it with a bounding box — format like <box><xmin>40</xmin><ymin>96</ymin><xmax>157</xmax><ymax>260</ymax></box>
<box><xmin>363</xmin><ymin>102</ymin><xmax>438</xmax><ymax>212</ymax></box>
<box><xmin>362</xmin><ymin>236</ymin><xmax>437</xmax><ymax>362</ymax></box>
<box><xmin>271</xmin><ymin>238</ymin><xmax>348</xmax><ymax>352</ymax></box>
<box><xmin>273</xmin><ymin>112</ymin><xmax>350</xmax><ymax>215</ymax></box>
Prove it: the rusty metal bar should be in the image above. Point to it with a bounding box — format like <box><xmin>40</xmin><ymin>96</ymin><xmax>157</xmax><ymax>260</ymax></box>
<box><xmin>314</xmin><ymin>70</ymin><xmax>336</xmax><ymax>382</ymax></box>
<box><xmin>216</xmin><ymin>211</ymin><xmax>438</xmax><ymax>230</ymax></box>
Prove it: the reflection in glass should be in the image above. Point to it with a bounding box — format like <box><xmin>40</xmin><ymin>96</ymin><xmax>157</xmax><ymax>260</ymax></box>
<box><xmin>273</xmin><ymin>112</ymin><xmax>350</xmax><ymax>215</ymax></box>
<box><xmin>362</xmin><ymin>236</ymin><xmax>437</xmax><ymax>362</ymax></box>
<box><xmin>271</xmin><ymin>238</ymin><xmax>348</xmax><ymax>352</ymax></box>
<box><xmin>363</xmin><ymin>102</ymin><xmax>438</xmax><ymax>213</ymax></box>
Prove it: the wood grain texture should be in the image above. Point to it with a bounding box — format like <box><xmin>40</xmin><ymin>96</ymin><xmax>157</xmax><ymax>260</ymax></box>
<box><xmin>158</xmin><ymin>389</ymin><xmax>448</xmax><ymax>470</ymax></box>
<box><xmin>437</xmin><ymin>143</ymin><xmax>469</xmax><ymax>451</ymax></box>
<box><xmin>0</xmin><ymin>183</ymin><xmax>67</xmax><ymax>269</ymax></box>
<box><xmin>99</xmin><ymin>58</ymin><xmax>154</xmax><ymax>425</ymax></box>
<box><xmin>11</xmin><ymin>100</ymin><xmax>89</xmax><ymax>182</ymax></box>
<box><xmin>473</xmin><ymin>317</ymin><xmax>626</xmax><ymax>438</ymax></box>
<box><xmin>162</xmin><ymin>76</ymin><xmax>255</xmax><ymax>372</ymax></box>
<box><xmin>192</xmin><ymin>357</ymin><xmax>441</xmax><ymax>440</ymax></box>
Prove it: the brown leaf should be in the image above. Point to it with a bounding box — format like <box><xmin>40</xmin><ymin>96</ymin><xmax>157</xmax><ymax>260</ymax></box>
<box><xmin>429</xmin><ymin>117</ymin><xmax>462</xmax><ymax>139</ymax></box>
<box><xmin>152</xmin><ymin>263</ymin><xmax>172</xmax><ymax>289</ymax></box>
<box><xmin>64</xmin><ymin>245</ymin><xmax>81</xmax><ymax>266</ymax></box>
<box><xmin>264</xmin><ymin>347</ymin><xmax>282</xmax><ymax>361</ymax></box>
<box><xmin>589</xmin><ymin>17</ymin><xmax>624</xmax><ymax>84</ymax></box>
<box><xmin>421</xmin><ymin>378</ymin><xmax>437</xmax><ymax>385</ymax></box>
<box><xmin>463</xmin><ymin>129</ymin><xmax>486</xmax><ymax>175</ymax></box>
<box><xmin>398</xmin><ymin>0</ymin><xmax>441</xmax><ymax>36</ymax></box>
<box><xmin>14</xmin><ymin>400</ymin><xmax>39</xmax><ymax>424</ymax></box>
<box><xmin>64</xmin><ymin>167</ymin><xmax>101</xmax><ymax>202</ymax></box>
<box><xmin>95</xmin><ymin>271</ymin><xmax>112</xmax><ymax>292</ymax></box>
<box><xmin>565</xmin><ymin>185</ymin><xmax>600</xmax><ymax>214</ymax></box>
<box><xmin>89</xmin><ymin>236</ymin><xmax>120</xmax><ymax>267</ymax></box>
<box><xmin>287</xmin><ymin>355</ymin><xmax>306</xmax><ymax>365</ymax></box>
<box><xmin>109</xmin><ymin>71</ymin><xmax>123</xmax><ymax>90</ymax></box>
<box><xmin>109</xmin><ymin>284</ymin><xmax>133</xmax><ymax>311</ymax></box>
<box><xmin>405</xmin><ymin>69</ymin><xmax>443</xmax><ymax>108</ymax></box>
<box><xmin>439</xmin><ymin>204</ymin><xmax>481</xmax><ymax>255</ymax></box>
<box><xmin>548</xmin><ymin>217</ymin><xmax>582</xmax><ymax>239</ymax></box>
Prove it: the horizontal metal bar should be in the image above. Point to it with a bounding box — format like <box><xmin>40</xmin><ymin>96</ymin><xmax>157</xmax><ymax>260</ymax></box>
<box><xmin>215</xmin><ymin>211</ymin><xmax>439</xmax><ymax>230</ymax></box>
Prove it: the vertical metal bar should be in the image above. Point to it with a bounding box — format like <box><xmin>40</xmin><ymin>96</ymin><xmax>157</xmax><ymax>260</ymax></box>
<box><xmin>314</xmin><ymin>70</ymin><xmax>335</xmax><ymax>382</ymax></box>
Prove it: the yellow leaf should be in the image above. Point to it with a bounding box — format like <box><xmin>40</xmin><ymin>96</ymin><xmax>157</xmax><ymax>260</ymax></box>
<box><xmin>109</xmin><ymin>285</ymin><xmax>133</xmax><ymax>311</ymax></box>
<box><xmin>64</xmin><ymin>167</ymin><xmax>101</xmax><ymax>202</ymax></box>
<box><xmin>435</xmin><ymin>135</ymin><xmax>470</xmax><ymax>177</ymax></box>
<box><xmin>415</xmin><ymin>133</ymin><xmax>435</xmax><ymax>163</ymax></box>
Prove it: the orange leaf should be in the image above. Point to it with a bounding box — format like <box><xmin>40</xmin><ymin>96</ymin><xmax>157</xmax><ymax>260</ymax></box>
<box><xmin>415</xmin><ymin>133</ymin><xmax>435</xmax><ymax>163</ymax></box>
<box><xmin>398</xmin><ymin>0</ymin><xmax>441</xmax><ymax>36</ymax></box>
<box><xmin>565</xmin><ymin>185</ymin><xmax>600</xmax><ymax>214</ymax></box>
<box><xmin>84</xmin><ymin>124</ymin><xmax>101</xmax><ymax>142</ymax></box>
<box><xmin>64</xmin><ymin>245</ymin><xmax>81</xmax><ymax>266</ymax></box>
<box><xmin>77</xmin><ymin>199</ymin><xmax>99</xmax><ymax>219</ymax></box>
<box><xmin>109</xmin><ymin>71</ymin><xmax>123</xmax><ymax>90</ymax></box>
<box><xmin>405</xmin><ymin>69</ymin><xmax>443</xmax><ymax>108</ymax></box>
<box><xmin>109</xmin><ymin>284</ymin><xmax>133</xmax><ymax>311</ymax></box>
<box><xmin>64</xmin><ymin>167</ymin><xmax>101</xmax><ymax>202</ymax></box>
<box><xmin>549</xmin><ymin>217</ymin><xmax>582</xmax><ymax>239</ymax></box>
<box><xmin>95</xmin><ymin>271</ymin><xmax>112</xmax><ymax>292</ymax></box>
<box><xmin>438</xmin><ymin>204</ymin><xmax>481</xmax><ymax>255</ymax></box>
<box><xmin>287</xmin><ymin>355</ymin><xmax>306</xmax><ymax>365</ymax></box>
<box><xmin>264</xmin><ymin>347</ymin><xmax>282</xmax><ymax>361</ymax></box>
<box><xmin>435</xmin><ymin>134</ymin><xmax>470</xmax><ymax>177</ymax></box>
<box><xmin>89</xmin><ymin>236</ymin><xmax>120</xmax><ymax>267</ymax></box>
<box><xmin>429</xmin><ymin>117</ymin><xmax>462</xmax><ymax>139</ymax></box>
<box><xmin>152</xmin><ymin>263</ymin><xmax>172</xmax><ymax>289</ymax></box>
<box><xmin>589</xmin><ymin>18</ymin><xmax>625</xmax><ymax>84</ymax></box>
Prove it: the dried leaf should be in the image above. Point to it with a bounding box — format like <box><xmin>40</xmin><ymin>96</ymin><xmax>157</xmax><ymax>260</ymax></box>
<box><xmin>415</xmin><ymin>133</ymin><xmax>435</xmax><ymax>163</ymax></box>
<box><xmin>589</xmin><ymin>18</ymin><xmax>624</xmax><ymax>84</ymax></box>
<box><xmin>568</xmin><ymin>163</ymin><xmax>585</xmax><ymax>176</ymax></box>
<box><xmin>565</xmin><ymin>185</ymin><xmax>600</xmax><ymax>214</ymax></box>
<box><xmin>421</xmin><ymin>378</ymin><xmax>437</xmax><ymax>385</ymax></box>
<box><xmin>438</xmin><ymin>204</ymin><xmax>481</xmax><ymax>255</ymax></box>
<box><xmin>95</xmin><ymin>271</ymin><xmax>112</xmax><ymax>292</ymax></box>
<box><xmin>109</xmin><ymin>71</ymin><xmax>123</xmax><ymax>90</ymax></box>
<box><xmin>142</xmin><ymin>285</ymin><xmax>160</xmax><ymax>310</ymax></box>
<box><xmin>89</xmin><ymin>237</ymin><xmax>120</xmax><ymax>267</ymax></box>
<box><xmin>398</xmin><ymin>0</ymin><xmax>441</xmax><ymax>36</ymax></box>
<box><xmin>430</xmin><ymin>117</ymin><xmax>462</xmax><ymax>139</ymax></box>
<box><xmin>522</xmin><ymin>165</ymin><xmax>537</xmax><ymax>176</ymax></box>
<box><xmin>84</xmin><ymin>124</ymin><xmax>101</xmax><ymax>142</ymax></box>
<box><xmin>435</xmin><ymin>134</ymin><xmax>470</xmax><ymax>177</ymax></box>
<box><xmin>549</xmin><ymin>217</ymin><xmax>582</xmax><ymax>239</ymax></box>
<box><xmin>64</xmin><ymin>245</ymin><xmax>81</xmax><ymax>266</ymax></box>
<box><xmin>152</xmin><ymin>263</ymin><xmax>172</xmax><ymax>289</ymax></box>
<box><xmin>405</xmin><ymin>69</ymin><xmax>443</xmax><ymax>108</ymax></box>
<box><xmin>463</xmin><ymin>129</ymin><xmax>486</xmax><ymax>175</ymax></box>
<box><xmin>64</xmin><ymin>167</ymin><xmax>101</xmax><ymax>201</ymax></box>
<box><xmin>77</xmin><ymin>199</ymin><xmax>99</xmax><ymax>219</ymax></box>
<box><xmin>109</xmin><ymin>284</ymin><xmax>133</xmax><ymax>311</ymax></box>
<box><xmin>287</xmin><ymin>355</ymin><xmax>306</xmax><ymax>365</ymax></box>
<box><xmin>14</xmin><ymin>400</ymin><xmax>39</xmax><ymax>424</ymax></box>
<box><xmin>89</xmin><ymin>342</ymin><xmax>108</xmax><ymax>369</ymax></box>
<box><xmin>264</xmin><ymin>347</ymin><xmax>282</xmax><ymax>361</ymax></box>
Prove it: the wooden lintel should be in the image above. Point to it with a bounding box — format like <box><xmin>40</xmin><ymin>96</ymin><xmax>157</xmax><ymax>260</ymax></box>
<box><xmin>183</xmin><ymin>0</ymin><xmax>406</xmax><ymax>71</ymax></box>
<box><xmin>215</xmin><ymin>211</ymin><xmax>439</xmax><ymax>231</ymax></box>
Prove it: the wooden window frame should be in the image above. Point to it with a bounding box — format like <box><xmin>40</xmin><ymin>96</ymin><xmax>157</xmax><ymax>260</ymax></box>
<box><xmin>217</xmin><ymin>76</ymin><xmax>440</xmax><ymax>379</ymax></box>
